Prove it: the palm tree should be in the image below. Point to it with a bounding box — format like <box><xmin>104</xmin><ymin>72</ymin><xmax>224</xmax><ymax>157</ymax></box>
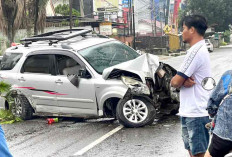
<box><xmin>0</xmin><ymin>0</ymin><xmax>49</xmax><ymax>46</ymax></box>
<box><xmin>0</xmin><ymin>0</ymin><xmax>24</xmax><ymax>45</ymax></box>
<box><xmin>33</xmin><ymin>0</ymin><xmax>49</xmax><ymax>35</ymax></box>
<box><xmin>22</xmin><ymin>0</ymin><xmax>49</xmax><ymax>36</ymax></box>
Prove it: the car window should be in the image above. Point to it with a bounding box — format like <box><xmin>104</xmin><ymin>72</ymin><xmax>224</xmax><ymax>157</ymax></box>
<box><xmin>0</xmin><ymin>53</ymin><xmax>23</xmax><ymax>70</ymax></box>
<box><xmin>22</xmin><ymin>55</ymin><xmax>51</xmax><ymax>74</ymax></box>
<box><xmin>55</xmin><ymin>54</ymin><xmax>81</xmax><ymax>75</ymax></box>
<box><xmin>79</xmin><ymin>41</ymin><xmax>139</xmax><ymax>74</ymax></box>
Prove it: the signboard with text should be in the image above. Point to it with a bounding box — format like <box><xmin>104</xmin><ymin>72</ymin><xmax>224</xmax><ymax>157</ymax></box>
<box><xmin>100</xmin><ymin>22</ymin><xmax>112</xmax><ymax>35</ymax></box>
<box><xmin>94</xmin><ymin>0</ymin><xmax>119</xmax><ymax>12</ymax></box>
<box><xmin>122</xmin><ymin>0</ymin><xmax>129</xmax><ymax>8</ymax></box>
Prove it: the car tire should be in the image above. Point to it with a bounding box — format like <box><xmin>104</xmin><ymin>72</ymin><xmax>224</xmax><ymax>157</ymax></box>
<box><xmin>145</xmin><ymin>109</ymin><xmax>157</xmax><ymax>125</ymax></box>
<box><xmin>12</xmin><ymin>95</ymin><xmax>33</xmax><ymax>120</ymax></box>
<box><xmin>116</xmin><ymin>96</ymin><xmax>156</xmax><ymax>128</ymax></box>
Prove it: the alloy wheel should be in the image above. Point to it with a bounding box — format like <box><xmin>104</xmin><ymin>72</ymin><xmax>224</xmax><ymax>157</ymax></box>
<box><xmin>123</xmin><ymin>99</ymin><xmax>148</xmax><ymax>123</ymax></box>
<box><xmin>14</xmin><ymin>97</ymin><xmax>22</xmax><ymax>116</ymax></box>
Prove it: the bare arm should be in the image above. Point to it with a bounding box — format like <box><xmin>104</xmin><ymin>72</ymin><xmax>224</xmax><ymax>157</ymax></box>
<box><xmin>183</xmin><ymin>76</ymin><xmax>196</xmax><ymax>88</ymax></box>
<box><xmin>170</xmin><ymin>74</ymin><xmax>186</xmax><ymax>88</ymax></box>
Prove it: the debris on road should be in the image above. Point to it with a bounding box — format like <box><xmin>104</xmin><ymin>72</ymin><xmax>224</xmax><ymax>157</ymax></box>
<box><xmin>47</xmin><ymin>118</ymin><xmax>59</xmax><ymax>124</ymax></box>
<box><xmin>0</xmin><ymin>109</ymin><xmax>22</xmax><ymax>124</ymax></box>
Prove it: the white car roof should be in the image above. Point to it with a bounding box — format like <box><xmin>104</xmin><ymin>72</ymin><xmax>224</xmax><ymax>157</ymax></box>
<box><xmin>5</xmin><ymin>36</ymin><xmax>116</xmax><ymax>55</ymax></box>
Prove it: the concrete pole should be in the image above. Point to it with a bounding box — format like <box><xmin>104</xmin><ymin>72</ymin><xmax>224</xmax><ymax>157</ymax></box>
<box><xmin>160</xmin><ymin>4</ymin><xmax>163</xmax><ymax>36</ymax></box>
<box><xmin>132</xmin><ymin>0</ymin><xmax>136</xmax><ymax>49</ymax></box>
<box><xmin>152</xmin><ymin>0</ymin><xmax>157</xmax><ymax>36</ymax></box>
<box><xmin>80</xmin><ymin>0</ymin><xmax>84</xmax><ymax>17</ymax></box>
<box><xmin>165</xmin><ymin>0</ymin><xmax>170</xmax><ymax>25</ymax></box>
<box><xmin>69</xmin><ymin>0</ymin><xmax>73</xmax><ymax>32</ymax></box>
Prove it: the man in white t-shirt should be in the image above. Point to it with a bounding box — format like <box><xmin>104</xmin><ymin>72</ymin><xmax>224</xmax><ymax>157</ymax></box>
<box><xmin>171</xmin><ymin>15</ymin><xmax>211</xmax><ymax>157</ymax></box>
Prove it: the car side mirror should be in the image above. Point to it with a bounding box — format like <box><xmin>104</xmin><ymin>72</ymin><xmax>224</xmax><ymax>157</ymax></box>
<box><xmin>78</xmin><ymin>67</ymin><xmax>91</xmax><ymax>79</ymax></box>
<box><xmin>68</xmin><ymin>74</ymin><xmax>80</xmax><ymax>87</ymax></box>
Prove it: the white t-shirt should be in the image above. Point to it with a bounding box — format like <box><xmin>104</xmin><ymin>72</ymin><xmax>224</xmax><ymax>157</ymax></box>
<box><xmin>177</xmin><ymin>40</ymin><xmax>212</xmax><ymax>117</ymax></box>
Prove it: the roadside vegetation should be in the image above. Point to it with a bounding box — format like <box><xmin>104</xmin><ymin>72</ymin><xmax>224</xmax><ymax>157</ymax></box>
<box><xmin>178</xmin><ymin>0</ymin><xmax>232</xmax><ymax>32</ymax></box>
<box><xmin>0</xmin><ymin>81</ymin><xmax>22</xmax><ymax>124</ymax></box>
<box><xmin>54</xmin><ymin>4</ymin><xmax>80</xmax><ymax>26</ymax></box>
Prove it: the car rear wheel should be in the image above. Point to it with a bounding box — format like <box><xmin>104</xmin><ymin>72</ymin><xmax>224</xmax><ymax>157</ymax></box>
<box><xmin>116</xmin><ymin>96</ymin><xmax>155</xmax><ymax>128</ymax></box>
<box><xmin>12</xmin><ymin>95</ymin><xmax>33</xmax><ymax>120</ymax></box>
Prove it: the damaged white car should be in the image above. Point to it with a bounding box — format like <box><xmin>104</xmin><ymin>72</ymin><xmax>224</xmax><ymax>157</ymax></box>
<box><xmin>0</xmin><ymin>29</ymin><xmax>179</xmax><ymax>127</ymax></box>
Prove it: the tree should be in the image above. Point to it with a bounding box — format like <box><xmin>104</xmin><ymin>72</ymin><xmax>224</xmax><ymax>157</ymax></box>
<box><xmin>0</xmin><ymin>0</ymin><xmax>48</xmax><ymax>46</ymax></box>
<box><xmin>23</xmin><ymin>0</ymin><xmax>48</xmax><ymax>36</ymax></box>
<box><xmin>55</xmin><ymin>4</ymin><xmax>80</xmax><ymax>26</ymax></box>
<box><xmin>0</xmin><ymin>0</ymin><xmax>24</xmax><ymax>45</ymax></box>
<box><xmin>178</xmin><ymin>0</ymin><xmax>232</xmax><ymax>32</ymax></box>
<box><xmin>223</xmin><ymin>30</ymin><xmax>231</xmax><ymax>43</ymax></box>
<box><xmin>33</xmin><ymin>0</ymin><xmax>49</xmax><ymax>35</ymax></box>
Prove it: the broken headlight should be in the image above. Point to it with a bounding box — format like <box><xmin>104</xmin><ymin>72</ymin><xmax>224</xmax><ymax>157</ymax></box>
<box><xmin>121</xmin><ymin>76</ymin><xmax>150</xmax><ymax>95</ymax></box>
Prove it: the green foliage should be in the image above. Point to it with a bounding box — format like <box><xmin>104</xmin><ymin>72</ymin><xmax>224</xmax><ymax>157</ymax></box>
<box><xmin>0</xmin><ymin>81</ymin><xmax>11</xmax><ymax>94</ymax></box>
<box><xmin>223</xmin><ymin>30</ymin><xmax>231</xmax><ymax>43</ymax></box>
<box><xmin>54</xmin><ymin>4</ymin><xmax>80</xmax><ymax>26</ymax></box>
<box><xmin>178</xmin><ymin>8</ymin><xmax>185</xmax><ymax>29</ymax></box>
<box><xmin>0</xmin><ymin>109</ymin><xmax>22</xmax><ymax>124</ymax></box>
<box><xmin>220</xmin><ymin>41</ymin><xmax>227</xmax><ymax>46</ymax></box>
<box><xmin>55</xmin><ymin>4</ymin><xmax>70</xmax><ymax>16</ymax></box>
<box><xmin>0</xmin><ymin>81</ymin><xmax>22</xmax><ymax>124</ymax></box>
<box><xmin>179</xmin><ymin>0</ymin><xmax>232</xmax><ymax>32</ymax></box>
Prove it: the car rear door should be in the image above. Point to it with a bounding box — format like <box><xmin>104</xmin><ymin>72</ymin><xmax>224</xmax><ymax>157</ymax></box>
<box><xmin>19</xmin><ymin>53</ymin><xmax>59</xmax><ymax>114</ymax></box>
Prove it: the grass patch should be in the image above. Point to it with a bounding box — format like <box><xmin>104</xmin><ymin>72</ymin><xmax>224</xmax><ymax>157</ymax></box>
<box><xmin>220</xmin><ymin>41</ymin><xmax>228</xmax><ymax>46</ymax></box>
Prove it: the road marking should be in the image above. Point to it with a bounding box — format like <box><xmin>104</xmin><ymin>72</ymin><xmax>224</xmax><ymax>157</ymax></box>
<box><xmin>73</xmin><ymin>125</ymin><xmax>124</xmax><ymax>156</ymax></box>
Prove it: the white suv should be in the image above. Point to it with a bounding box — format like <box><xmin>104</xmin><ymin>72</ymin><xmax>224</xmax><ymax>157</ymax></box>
<box><xmin>0</xmin><ymin>29</ymin><xmax>179</xmax><ymax>127</ymax></box>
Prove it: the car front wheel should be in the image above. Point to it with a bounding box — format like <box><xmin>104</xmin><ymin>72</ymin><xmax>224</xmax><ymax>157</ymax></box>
<box><xmin>12</xmin><ymin>95</ymin><xmax>33</xmax><ymax>120</ymax></box>
<box><xmin>116</xmin><ymin>96</ymin><xmax>155</xmax><ymax>128</ymax></box>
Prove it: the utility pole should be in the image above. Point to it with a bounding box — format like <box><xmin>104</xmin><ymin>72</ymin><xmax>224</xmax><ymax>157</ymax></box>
<box><xmin>132</xmin><ymin>0</ymin><xmax>136</xmax><ymax>49</ymax></box>
<box><xmin>79</xmin><ymin>0</ymin><xmax>84</xmax><ymax>17</ymax></box>
<box><xmin>69</xmin><ymin>0</ymin><xmax>73</xmax><ymax>32</ymax></box>
<box><xmin>127</xmin><ymin>0</ymin><xmax>130</xmax><ymax>36</ymax></box>
<box><xmin>160</xmin><ymin>4</ymin><xmax>163</xmax><ymax>36</ymax></box>
<box><xmin>165</xmin><ymin>0</ymin><xmax>170</xmax><ymax>25</ymax></box>
<box><xmin>129</xmin><ymin>0</ymin><xmax>132</xmax><ymax>36</ymax></box>
<box><xmin>153</xmin><ymin>0</ymin><xmax>157</xmax><ymax>36</ymax></box>
<box><xmin>151</xmin><ymin>0</ymin><xmax>154</xmax><ymax>36</ymax></box>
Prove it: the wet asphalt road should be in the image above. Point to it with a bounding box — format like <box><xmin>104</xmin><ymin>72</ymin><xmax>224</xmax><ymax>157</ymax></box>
<box><xmin>3</xmin><ymin>115</ymin><xmax>187</xmax><ymax>157</ymax></box>
<box><xmin>2</xmin><ymin>45</ymin><xmax>232</xmax><ymax>157</ymax></box>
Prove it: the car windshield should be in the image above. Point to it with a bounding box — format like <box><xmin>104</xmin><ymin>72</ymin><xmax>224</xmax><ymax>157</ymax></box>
<box><xmin>0</xmin><ymin>52</ymin><xmax>23</xmax><ymax>70</ymax></box>
<box><xmin>78</xmin><ymin>41</ymin><xmax>139</xmax><ymax>74</ymax></box>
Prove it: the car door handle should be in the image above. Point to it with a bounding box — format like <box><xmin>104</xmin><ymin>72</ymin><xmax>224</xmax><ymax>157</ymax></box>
<box><xmin>18</xmin><ymin>77</ymin><xmax>25</xmax><ymax>82</ymax></box>
<box><xmin>55</xmin><ymin>79</ymin><xmax>63</xmax><ymax>84</ymax></box>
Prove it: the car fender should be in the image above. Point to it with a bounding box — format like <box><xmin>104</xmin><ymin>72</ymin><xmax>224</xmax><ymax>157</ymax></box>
<box><xmin>7</xmin><ymin>86</ymin><xmax>36</xmax><ymax>110</ymax></box>
<box><xmin>97</xmin><ymin>86</ymin><xmax>128</xmax><ymax>110</ymax></box>
<box><xmin>0</xmin><ymin>88</ymin><xmax>31</xmax><ymax>110</ymax></box>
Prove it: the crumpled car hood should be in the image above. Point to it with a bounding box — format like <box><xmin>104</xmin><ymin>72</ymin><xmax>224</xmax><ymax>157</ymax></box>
<box><xmin>102</xmin><ymin>53</ymin><xmax>160</xmax><ymax>83</ymax></box>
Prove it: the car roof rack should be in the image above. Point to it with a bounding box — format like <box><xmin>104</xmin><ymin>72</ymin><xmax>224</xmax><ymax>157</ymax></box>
<box><xmin>20</xmin><ymin>29</ymin><xmax>92</xmax><ymax>47</ymax></box>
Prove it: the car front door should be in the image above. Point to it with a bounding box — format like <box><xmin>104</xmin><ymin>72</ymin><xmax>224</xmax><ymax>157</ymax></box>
<box><xmin>54</xmin><ymin>54</ymin><xmax>97</xmax><ymax>116</ymax></box>
<box><xmin>19</xmin><ymin>54</ymin><xmax>59</xmax><ymax>113</ymax></box>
